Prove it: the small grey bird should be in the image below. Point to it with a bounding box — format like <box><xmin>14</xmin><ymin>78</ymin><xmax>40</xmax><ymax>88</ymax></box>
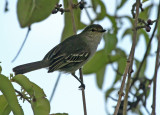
<box><xmin>13</xmin><ymin>24</ymin><xmax>106</xmax><ymax>88</ymax></box>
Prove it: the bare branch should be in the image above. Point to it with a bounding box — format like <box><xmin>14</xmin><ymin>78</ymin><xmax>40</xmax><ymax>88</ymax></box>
<box><xmin>114</xmin><ymin>0</ymin><xmax>140</xmax><ymax>115</ymax></box>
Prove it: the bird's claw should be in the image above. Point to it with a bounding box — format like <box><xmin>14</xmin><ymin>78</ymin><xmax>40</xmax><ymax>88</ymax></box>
<box><xmin>79</xmin><ymin>83</ymin><xmax>85</xmax><ymax>90</ymax></box>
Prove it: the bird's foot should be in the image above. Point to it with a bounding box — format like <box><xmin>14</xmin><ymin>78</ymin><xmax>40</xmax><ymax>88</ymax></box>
<box><xmin>79</xmin><ymin>83</ymin><xmax>85</xmax><ymax>90</ymax></box>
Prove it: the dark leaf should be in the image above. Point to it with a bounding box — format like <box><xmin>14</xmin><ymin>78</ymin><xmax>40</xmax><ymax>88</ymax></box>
<box><xmin>17</xmin><ymin>0</ymin><xmax>59</xmax><ymax>27</ymax></box>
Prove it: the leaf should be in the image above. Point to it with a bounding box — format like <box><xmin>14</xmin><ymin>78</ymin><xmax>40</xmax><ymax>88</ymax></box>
<box><xmin>105</xmin><ymin>87</ymin><xmax>115</xmax><ymax>100</ymax></box>
<box><xmin>31</xmin><ymin>98</ymin><xmax>50</xmax><ymax>115</ymax></box>
<box><xmin>122</xmin><ymin>28</ymin><xmax>132</xmax><ymax>38</ymax></box>
<box><xmin>13</xmin><ymin>74</ymin><xmax>50</xmax><ymax>115</ymax></box>
<box><xmin>0</xmin><ymin>66</ymin><xmax>1</xmax><ymax>73</ymax></box>
<box><xmin>91</xmin><ymin>0</ymin><xmax>99</xmax><ymax>12</ymax></box>
<box><xmin>50</xmin><ymin>113</ymin><xmax>68</xmax><ymax>115</ymax></box>
<box><xmin>113</xmin><ymin>48</ymin><xmax>127</xmax><ymax>84</ymax></box>
<box><xmin>96</xmin><ymin>66</ymin><xmax>106</xmax><ymax>89</ymax></box>
<box><xmin>139</xmin><ymin>5</ymin><xmax>153</xmax><ymax>20</ymax></box>
<box><xmin>139</xmin><ymin>29</ymin><xmax>149</xmax><ymax>45</ymax></box>
<box><xmin>106</xmin><ymin>14</ymin><xmax>118</xmax><ymax>33</ymax></box>
<box><xmin>83</xmin><ymin>50</ymin><xmax>107</xmax><ymax>74</ymax></box>
<box><xmin>0</xmin><ymin>74</ymin><xmax>24</xmax><ymax>115</ymax></box>
<box><xmin>0</xmin><ymin>95</ymin><xmax>11</xmax><ymax>115</ymax></box>
<box><xmin>17</xmin><ymin>0</ymin><xmax>59</xmax><ymax>28</ymax></box>
<box><xmin>157</xmin><ymin>18</ymin><xmax>160</xmax><ymax>36</ymax></box>
<box><xmin>95</xmin><ymin>1</ymin><xmax>106</xmax><ymax>21</ymax></box>
<box><xmin>103</xmin><ymin>32</ymin><xmax>117</xmax><ymax>54</ymax></box>
<box><xmin>142</xmin><ymin>0</ymin><xmax>149</xmax><ymax>3</ymax></box>
<box><xmin>135</xmin><ymin>59</ymin><xmax>146</xmax><ymax>78</ymax></box>
<box><xmin>61</xmin><ymin>0</ymin><xmax>86</xmax><ymax>41</ymax></box>
<box><xmin>83</xmin><ymin>49</ymin><xmax>122</xmax><ymax>74</ymax></box>
<box><xmin>117</xmin><ymin>0</ymin><xmax>127</xmax><ymax>9</ymax></box>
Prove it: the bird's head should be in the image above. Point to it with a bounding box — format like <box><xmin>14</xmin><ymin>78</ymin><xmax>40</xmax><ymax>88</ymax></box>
<box><xmin>81</xmin><ymin>24</ymin><xmax>106</xmax><ymax>35</ymax></box>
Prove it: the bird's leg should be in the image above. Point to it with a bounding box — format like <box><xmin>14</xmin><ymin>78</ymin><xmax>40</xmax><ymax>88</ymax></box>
<box><xmin>71</xmin><ymin>73</ymin><xmax>85</xmax><ymax>89</ymax></box>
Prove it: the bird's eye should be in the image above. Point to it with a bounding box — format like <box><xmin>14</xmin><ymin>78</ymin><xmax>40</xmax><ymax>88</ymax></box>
<box><xmin>91</xmin><ymin>28</ymin><xmax>96</xmax><ymax>32</ymax></box>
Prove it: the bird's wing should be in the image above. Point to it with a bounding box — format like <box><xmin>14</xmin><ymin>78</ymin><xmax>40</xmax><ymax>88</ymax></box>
<box><xmin>65</xmin><ymin>52</ymin><xmax>89</xmax><ymax>62</ymax></box>
<box><xmin>48</xmin><ymin>51</ymin><xmax>90</xmax><ymax>72</ymax></box>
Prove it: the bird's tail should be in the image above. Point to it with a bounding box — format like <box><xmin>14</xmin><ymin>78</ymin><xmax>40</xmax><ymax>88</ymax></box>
<box><xmin>13</xmin><ymin>60</ymin><xmax>49</xmax><ymax>75</ymax></box>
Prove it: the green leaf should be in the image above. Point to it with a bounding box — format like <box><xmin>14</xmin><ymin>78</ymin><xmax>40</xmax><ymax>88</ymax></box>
<box><xmin>0</xmin><ymin>74</ymin><xmax>24</xmax><ymax>115</ymax></box>
<box><xmin>139</xmin><ymin>29</ymin><xmax>149</xmax><ymax>45</ymax></box>
<box><xmin>13</xmin><ymin>74</ymin><xmax>50</xmax><ymax>115</ymax></box>
<box><xmin>83</xmin><ymin>50</ymin><xmax>107</xmax><ymax>74</ymax></box>
<box><xmin>17</xmin><ymin>0</ymin><xmax>59</xmax><ymax>28</ymax></box>
<box><xmin>96</xmin><ymin>66</ymin><xmax>106</xmax><ymax>89</ymax></box>
<box><xmin>95</xmin><ymin>1</ymin><xmax>106</xmax><ymax>21</ymax></box>
<box><xmin>106</xmin><ymin>14</ymin><xmax>118</xmax><ymax>33</ymax></box>
<box><xmin>113</xmin><ymin>48</ymin><xmax>126</xmax><ymax>84</ymax></box>
<box><xmin>135</xmin><ymin>59</ymin><xmax>146</xmax><ymax>78</ymax></box>
<box><xmin>139</xmin><ymin>5</ymin><xmax>153</xmax><ymax>20</ymax></box>
<box><xmin>105</xmin><ymin>87</ymin><xmax>115</xmax><ymax>100</ymax></box>
<box><xmin>104</xmin><ymin>32</ymin><xmax>117</xmax><ymax>54</ymax></box>
<box><xmin>122</xmin><ymin>28</ymin><xmax>132</xmax><ymax>38</ymax></box>
<box><xmin>117</xmin><ymin>0</ymin><xmax>127</xmax><ymax>9</ymax></box>
<box><xmin>142</xmin><ymin>0</ymin><xmax>149</xmax><ymax>3</ymax></box>
<box><xmin>157</xmin><ymin>18</ymin><xmax>160</xmax><ymax>36</ymax></box>
<box><xmin>91</xmin><ymin>0</ymin><xmax>99</xmax><ymax>12</ymax></box>
<box><xmin>30</xmin><ymin>82</ymin><xmax>50</xmax><ymax>115</ymax></box>
<box><xmin>61</xmin><ymin>0</ymin><xmax>86</xmax><ymax>41</ymax></box>
<box><xmin>83</xmin><ymin>49</ymin><xmax>122</xmax><ymax>74</ymax></box>
<box><xmin>31</xmin><ymin>97</ymin><xmax>50</xmax><ymax>115</ymax></box>
<box><xmin>0</xmin><ymin>66</ymin><xmax>1</xmax><ymax>73</ymax></box>
<box><xmin>0</xmin><ymin>95</ymin><xmax>11</xmax><ymax>115</ymax></box>
<box><xmin>53</xmin><ymin>113</ymin><xmax>68</xmax><ymax>115</ymax></box>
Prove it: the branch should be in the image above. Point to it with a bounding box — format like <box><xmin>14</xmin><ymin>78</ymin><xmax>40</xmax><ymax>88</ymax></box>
<box><xmin>68</xmin><ymin>0</ymin><xmax>77</xmax><ymax>34</ymax></box>
<box><xmin>130</xmin><ymin>0</ymin><xmax>160</xmax><ymax>91</ymax></box>
<box><xmin>79</xmin><ymin>68</ymin><xmax>87</xmax><ymax>115</ymax></box>
<box><xmin>68</xmin><ymin>0</ymin><xmax>87</xmax><ymax>115</ymax></box>
<box><xmin>15</xmin><ymin>89</ymin><xmax>30</xmax><ymax>103</ymax></box>
<box><xmin>11</xmin><ymin>26</ymin><xmax>31</xmax><ymax>62</ymax></box>
<box><xmin>49</xmin><ymin>73</ymin><xmax>61</xmax><ymax>102</ymax></box>
<box><xmin>151</xmin><ymin>29</ymin><xmax>160</xmax><ymax>115</ymax></box>
<box><xmin>114</xmin><ymin>0</ymin><xmax>140</xmax><ymax>115</ymax></box>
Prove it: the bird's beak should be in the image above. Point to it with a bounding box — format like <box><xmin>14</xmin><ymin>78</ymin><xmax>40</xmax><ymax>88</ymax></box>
<box><xmin>100</xmin><ymin>29</ymin><xmax>106</xmax><ymax>32</ymax></box>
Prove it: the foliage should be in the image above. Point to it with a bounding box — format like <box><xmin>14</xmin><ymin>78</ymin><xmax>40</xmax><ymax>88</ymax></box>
<box><xmin>0</xmin><ymin>65</ymin><xmax>64</xmax><ymax>115</ymax></box>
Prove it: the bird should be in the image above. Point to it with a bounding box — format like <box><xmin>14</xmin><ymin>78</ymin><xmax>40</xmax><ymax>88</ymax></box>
<box><xmin>13</xmin><ymin>24</ymin><xmax>106</xmax><ymax>88</ymax></box>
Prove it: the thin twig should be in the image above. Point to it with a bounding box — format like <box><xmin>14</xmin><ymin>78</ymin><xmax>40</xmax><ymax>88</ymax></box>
<box><xmin>84</xmin><ymin>8</ymin><xmax>92</xmax><ymax>22</ymax></box>
<box><xmin>68</xmin><ymin>0</ymin><xmax>77</xmax><ymax>34</ymax></box>
<box><xmin>68</xmin><ymin>0</ymin><xmax>87</xmax><ymax>115</ymax></box>
<box><xmin>11</xmin><ymin>26</ymin><xmax>31</xmax><ymax>62</ymax></box>
<box><xmin>79</xmin><ymin>68</ymin><xmax>87</xmax><ymax>115</ymax></box>
<box><xmin>4</xmin><ymin>0</ymin><xmax>9</xmax><ymax>12</ymax></box>
<box><xmin>15</xmin><ymin>89</ymin><xmax>30</xmax><ymax>103</ymax></box>
<box><xmin>114</xmin><ymin>0</ymin><xmax>140</xmax><ymax>115</ymax></box>
<box><xmin>151</xmin><ymin>32</ymin><xmax>160</xmax><ymax>115</ymax></box>
<box><xmin>130</xmin><ymin>1</ymin><xmax>160</xmax><ymax>90</ymax></box>
<box><xmin>49</xmin><ymin>73</ymin><xmax>61</xmax><ymax>102</ymax></box>
<box><xmin>122</xmin><ymin>0</ymin><xmax>140</xmax><ymax>114</ymax></box>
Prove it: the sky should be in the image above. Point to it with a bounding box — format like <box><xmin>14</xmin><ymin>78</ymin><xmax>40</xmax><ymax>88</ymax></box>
<box><xmin>0</xmin><ymin>0</ymin><xmax>160</xmax><ymax>115</ymax></box>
